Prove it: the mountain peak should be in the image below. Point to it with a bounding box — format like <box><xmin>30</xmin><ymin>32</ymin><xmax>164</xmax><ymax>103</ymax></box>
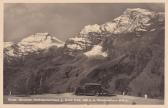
<box><xmin>102</xmin><ymin>8</ymin><xmax>157</xmax><ymax>34</ymax></box>
<box><xmin>123</xmin><ymin>8</ymin><xmax>155</xmax><ymax>16</ymax></box>
<box><xmin>21</xmin><ymin>32</ymin><xmax>63</xmax><ymax>44</ymax></box>
<box><xmin>4</xmin><ymin>33</ymin><xmax>64</xmax><ymax>57</ymax></box>
<box><xmin>65</xmin><ymin>8</ymin><xmax>164</xmax><ymax>55</ymax></box>
<box><xmin>80</xmin><ymin>24</ymin><xmax>101</xmax><ymax>35</ymax></box>
<box><xmin>80</xmin><ymin>8</ymin><xmax>160</xmax><ymax>35</ymax></box>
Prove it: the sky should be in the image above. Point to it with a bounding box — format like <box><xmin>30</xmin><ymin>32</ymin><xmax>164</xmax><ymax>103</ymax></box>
<box><xmin>4</xmin><ymin>3</ymin><xmax>164</xmax><ymax>42</ymax></box>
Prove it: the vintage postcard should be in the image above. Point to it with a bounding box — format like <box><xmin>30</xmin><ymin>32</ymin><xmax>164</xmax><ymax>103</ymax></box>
<box><xmin>0</xmin><ymin>0</ymin><xmax>167</xmax><ymax>108</ymax></box>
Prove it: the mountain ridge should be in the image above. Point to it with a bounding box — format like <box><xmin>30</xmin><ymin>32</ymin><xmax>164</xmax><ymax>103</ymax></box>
<box><xmin>4</xmin><ymin>33</ymin><xmax>64</xmax><ymax>57</ymax></box>
<box><xmin>3</xmin><ymin>8</ymin><xmax>165</xmax><ymax>98</ymax></box>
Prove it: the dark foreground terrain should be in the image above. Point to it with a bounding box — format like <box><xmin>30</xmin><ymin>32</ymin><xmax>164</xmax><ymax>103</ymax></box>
<box><xmin>4</xmin><ymin>93</ymin><xmax>163</xmax><ymax>104</ymax></box>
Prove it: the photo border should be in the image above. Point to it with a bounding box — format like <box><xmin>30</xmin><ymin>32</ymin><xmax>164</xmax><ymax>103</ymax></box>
<box><xmin>0</xmin><ymin>0</ymin><xmax>167</xmax><ymax>108</ymax></box>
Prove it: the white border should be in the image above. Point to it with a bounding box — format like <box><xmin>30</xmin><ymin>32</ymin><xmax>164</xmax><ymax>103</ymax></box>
<box><xmin>0</xmin><ymin>0</ymin><xmax>167</xmax><ymax>108</ymax></box>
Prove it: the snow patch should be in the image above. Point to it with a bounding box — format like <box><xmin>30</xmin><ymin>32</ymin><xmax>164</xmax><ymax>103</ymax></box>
<box><xmin>80</xmin><ymin>24</ymin><xmax>101</xmax><ymax>35</ymax></box>
<box><xmin>66</xmin><ymin>44</ymin><xmax>83</xmax><ymax>50</ymax></box>
<box><xmin>70</xmin><ymin>37</ymin><xmax>90</xmax><ymax>43</ymax></box>
<box><xmin>19</xmin><ymin>33</ymin><xmax>64</xmax><ymax>51</ymax></box>
<box><xmin>84</xmin><ymin>45</ymin><xmax>108</xmax><ymax>57</ymax></box>
<box><xmin>4</xmin><ymin>42</ymin><xmax>14</xmax><ymax>48</ymax></box>
<box><xmin>101</xmin><ymin>22</ymin><xmax>117</xmax><ymax>33</ymax></box>
<box><xmin>5</xmin><ymin>48</ymin><xmax>15</xmax><ymax>56</ymax></box>
<box><xmin>124</xmin><ymin>8</ymin><xmax>155</xmax><ymax>16</ymax></box>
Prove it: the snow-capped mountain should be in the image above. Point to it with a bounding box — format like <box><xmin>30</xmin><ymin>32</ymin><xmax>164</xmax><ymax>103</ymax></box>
<box><xmin>4</xmin><ymin>33</ymin><xmax>64</xmax><ymax>57</ymax></box>
<box><xmin>64</xmin><ymin>8</ymin><xmax>164</xmax><ymax>57</ymax></box>
<box><xmin>4</xmin><ymin>8</ymin><xmax>165</xmax><ymax>98</ymax></box>
<box><xmin>81</xmin><ymin>8</ymin><xmax>164</xmax><ymax>35</ymax></box>
<box><xmin>4</xmin><ymin>8</ymin><xmax>164</xmax><ymax>58</ymax></box>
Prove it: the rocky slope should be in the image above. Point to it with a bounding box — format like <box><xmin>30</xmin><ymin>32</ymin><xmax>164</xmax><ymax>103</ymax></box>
<box><xmin>3</xmin><ymin>8</ymin><xmax>165</xmax><ymax>98</ymax></box>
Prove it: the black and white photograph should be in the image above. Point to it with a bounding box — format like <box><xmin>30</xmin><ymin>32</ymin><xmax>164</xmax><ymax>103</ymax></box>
<box><xmin>3</xmin><ymin>2</ymin><xmax>165</xmax><ymax>105</ymax></box>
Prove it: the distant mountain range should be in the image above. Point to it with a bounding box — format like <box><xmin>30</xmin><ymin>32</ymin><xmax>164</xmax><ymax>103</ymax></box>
<box><xmin>4</xmin><ymin>8</ymin><xmax>165</xmax><ymax>98</ymax></box>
